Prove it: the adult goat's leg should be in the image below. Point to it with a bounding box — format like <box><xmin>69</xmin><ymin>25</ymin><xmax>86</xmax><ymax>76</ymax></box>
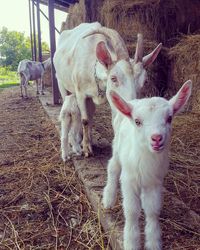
<box><xmin>41</xmin><ymin>78</ymin><xmax>44</xmax><ymax>95</ymax></box>
<box><xmin>76</xmin><ymin>93</ymin><xmax>93</xmax><ymax>157</ymax></box>
<box><xmin>24</xmin><ymin>76</ymin><xmax>29</xmax><ymax>98</ymax></box>
<box><xmin>20</xmin><ymin>75</ymin><xmax>23</xmax><ymax>98</ymax></box>
<box><xmin>36</xmin><ymin>79</ymin><xmax>39</xmax><ymax>95</ymax></box>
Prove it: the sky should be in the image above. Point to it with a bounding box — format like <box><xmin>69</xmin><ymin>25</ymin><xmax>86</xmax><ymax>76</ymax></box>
<box><xmin>0</xmin><ymin>0</ymin><xmax>67</xmax><ymax>46</ymax></box>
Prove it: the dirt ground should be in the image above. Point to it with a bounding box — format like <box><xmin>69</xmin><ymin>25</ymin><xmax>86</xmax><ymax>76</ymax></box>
<box><xmin>0</xmin><ymin>86</ymin><xmax>199</xmax><ymax>250</ymax></box>
<box><xmin>0</xmin><ymin>87</ymin><xmax>108</xmax><ymax>249</ymax></box>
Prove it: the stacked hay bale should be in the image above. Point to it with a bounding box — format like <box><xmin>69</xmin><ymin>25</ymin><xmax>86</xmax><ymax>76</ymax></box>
<box><xmin>59</xmin><ymin>0</ymin><xmax>200</xmax><ymax>105</ymax></box>
<box><xmin>42</xmin><ymin>53</ymin><xmax>52</xmax><ymax>90</ymax></box>
<box><xmin>168</xmin><ymin>35</ymin><xmax>200</xmax><ymax>112</ymax></box>
<box><xmin>100</xmin><ymin>0</ymin><xmax>200</xmax><ymax>46</ymax></box>
<box><xmin>60</xmin><ymin>0</ymin><xmax>86</xmax><ymax>31</ymax></box>
<box><xmin>60</xmin><ymin>0</ymin><xmax>104</xmax><ymax>31</ymax></box>
<box><xmin>100</xmin><ymin>0</ymin><xmax>200</xmax><ymax>97</ymax></box>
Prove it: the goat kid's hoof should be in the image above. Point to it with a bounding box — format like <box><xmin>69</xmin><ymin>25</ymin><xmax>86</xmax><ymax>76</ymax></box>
<box><xmin>84</xmin><ymin>150</ymin><xmax>94</xmax><ymax>158</ymax></box>
<box><xmin>102</xmin><ymin>197</ymin><xmax>115</xmax><ymax>210</ymax></box>
<box><xmin>62</xmin><ymin>154</ymin><xmax>71</xmax><ymax>162</ymax></box>
<box><xmin>83</xmin><ymin>144</ymin><xmax>93</xmax><ymax>158</ymax></box>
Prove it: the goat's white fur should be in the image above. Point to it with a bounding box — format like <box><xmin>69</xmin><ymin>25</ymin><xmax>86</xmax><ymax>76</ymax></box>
<box><xmin>59</xmin><ymin>94</ymin><xmax>82</xmax><ymax>161</ymax></box>
<box><xmin>17</xmin><ymin>58</ymin><xmax>51</xmax><ymax>98</ymax></box>
<box><xmin>59</xmin><ymin>95</ymin><xmax>95</xmax><ymax>161</ymax></box>
<box><xmin>54</xmin><ymin>22</ymin><xmax>162</xmax><ymax>158</ymax></box>
<box><xmin>103</xmin><ymin>80</ymin><xmax>192</xmax><ymax>250</ymax></box>
<box><xmin>106</xmin><ymin>34</ymin><xmax>162</xmax><ymax>130</ymax></box>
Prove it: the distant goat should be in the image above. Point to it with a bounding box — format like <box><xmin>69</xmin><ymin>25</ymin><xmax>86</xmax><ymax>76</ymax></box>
<box><xmin>103</xmin><ymin>80</ymin><xmax>192</xmax><ymax>250</ymax></box>
<box><xmin>17</xmin><ymin>58</ymin><xmax>51</xmax><ymax>98</ymax></box>
<box><xmin>54</xmin><ymin>22</ymin><xmax>161</xmax><ymax>157</ymax></box>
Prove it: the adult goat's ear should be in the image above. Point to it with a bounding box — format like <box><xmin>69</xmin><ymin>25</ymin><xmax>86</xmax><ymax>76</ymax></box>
<box><xmin>96</xmin><ymin>41</ymin><xmax>112</xmax><ymax>69</ymax></box>
<box><xmin>169</xmin><ymin>80</ymin><xmax>192</xmax><ymax>115</ymax></box>
<box><xmin>110</xmin><ymin>90</ymin><xmax>132</xmax><ymax>118</ymax></box>
<box><xmin>142</xmin><ymin>43</ymin><xmax>162</xmax><ymax>67</ymax></box>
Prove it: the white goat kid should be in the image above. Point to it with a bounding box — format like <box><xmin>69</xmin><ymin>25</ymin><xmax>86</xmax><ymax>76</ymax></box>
<box><xmin>54</xmin><ymin>22</ymin><xmax>161</xmax><ymax>157</ymax></box>
<box><xmin>59</xmin><ymin>94</ymin><xmax>82</xmax><ymax>161</ymax></box>
<box><xmin>18</xmin><ymin>58</ymin><xmax>50</xmax><ymax>98</ymax></box>
<box><xmin>103</xmin><ymin>80</ymin><xmax>192</xmax><ymax>250</ymax></box>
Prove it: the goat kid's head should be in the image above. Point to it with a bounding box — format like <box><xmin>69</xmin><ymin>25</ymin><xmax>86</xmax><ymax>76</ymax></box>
<box><xmin>130</xmin><ymin>34</ymin><xmax>162</xmax><ymax>96</ymax></box>
<box><xmin>96</xmin><ymin>40</ymin><xmax>136</xmax><ymax>101</ymax></box>
<box><xmin>96</xmin><ymin>34</ymin><xmax>162</xmax><ymax>101</ymax></box>
<box><xmin>110</xmin><ymin>80</ymin><xmax>192</xmax><ymax>153</ymax></box>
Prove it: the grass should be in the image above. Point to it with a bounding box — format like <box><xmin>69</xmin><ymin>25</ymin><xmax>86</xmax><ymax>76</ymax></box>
<box><xmin>0</xmin><ymin>66</ymin><xmax>19</xmax><ymax>89</ymax></box>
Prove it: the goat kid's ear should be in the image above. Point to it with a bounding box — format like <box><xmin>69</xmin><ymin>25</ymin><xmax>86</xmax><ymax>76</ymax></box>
<box><xmin>96</xmin><ymin>41</ymin><xmax>112</xmax><ymax>69</ymax></box>
<box><xmin>134</xmin><ymin>33</ymin><xmax>144</xmax><ymax>64</ymax></box>
<box><xmin>142</xmin><ymin>43</ymin><xmax>162</xmax><ymax>68</ymax></box>
<box><xmin>110</xmin><ymin>90</ymin><xmax>132</xmax><ymax>118</ymax></box>
<box><xmin>169</xmin><ymin>80</ymin><xmax>192</xmax><ymax>115</ymax></box>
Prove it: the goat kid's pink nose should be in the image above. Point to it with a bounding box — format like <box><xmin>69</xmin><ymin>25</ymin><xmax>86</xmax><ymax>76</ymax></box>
<box><xmin>151</xmin><ymin>134</ymin><xmax>163</xmax><ymax>142</ymax></box>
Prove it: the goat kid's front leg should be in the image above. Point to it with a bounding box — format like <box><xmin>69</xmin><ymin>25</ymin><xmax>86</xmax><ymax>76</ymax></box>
<box><xmin>60</xmin><ymin>113</ymin><xmax>71</xmax><ymax>162</ymax></box>
<box><xmin>103</xmin><ymin>155</ymin><xmax>121</xmax><ymax>209</ymax></box>
<box><xmin>76</xmin><ymin>93</ymin><xmax>93</xmax><ymax>157</ymax></box>
<box><xmin>141</xmin><ymin>186</ymin><xmax>162</xmax><ymax>250</ymax></box>
<box><xmin>121</xmin><ymin>177</ymin><xmax>141</xmax><ymax>250</ymax></box>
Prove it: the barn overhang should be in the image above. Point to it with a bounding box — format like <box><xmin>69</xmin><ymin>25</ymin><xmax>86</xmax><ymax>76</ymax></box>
<box><xmin>28</xmin><ymin>0</ymin><xmax>78</xmax><ymax>104</ymax></box>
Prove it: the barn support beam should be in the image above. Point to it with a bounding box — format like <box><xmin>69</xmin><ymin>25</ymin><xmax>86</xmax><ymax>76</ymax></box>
<box><xmin>48</xmin><ymin>0</ymin><xmax>60</xmax><ymax>104</ymax></box>
<box><xmin>28</xmin><ymin>0</ymin><xmax>34</xmax><ymax>61</ymax></box>
<box><xmin>36</xmin><ymin>0</ymin><xmax>42</xmax><ymax>62</ymax></box>
<box><xmin>33</xmin><ymin>1</ymin><xmax>60</xmax><ymax>34</ymax></box>
<box><xmin>32</xmin><ymin>0</ymin><xmax>37</xmax><ymax>61</ymax></box>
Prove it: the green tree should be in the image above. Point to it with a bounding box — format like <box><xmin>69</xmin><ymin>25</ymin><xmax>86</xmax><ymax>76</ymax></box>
<box><xmin>0</xmin><ymin>27</ymin><xmax>49</xmax><ymax>71</ymax></box>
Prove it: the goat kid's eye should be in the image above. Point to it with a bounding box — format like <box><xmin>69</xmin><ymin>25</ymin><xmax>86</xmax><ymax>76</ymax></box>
<box><xmin>111</xmin><ymin>76</ymin><xmax>117</xmax><ymax>83</ymax></box>
<box><xmin>166</xmin><ymin>115</ymin><xmax>172</xmax><ymax>124</ymax></box>
<box><xmin>135</xmin><ymin>118</ymin><xmax>142</xmax><ymax>127</ymax></box>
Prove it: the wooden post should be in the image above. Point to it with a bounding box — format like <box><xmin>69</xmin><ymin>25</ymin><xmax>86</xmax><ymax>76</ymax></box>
<box><xmin>32</xmin><ymin>0</ymin><xmax>37</xmax><ymax>61</ymax></box>
<box><xmin>28</xmin><ymin>0</ymin><xmax>34</xmax><ymax>61</ymax></box>
<box><xmin>48</xmin><ymin>0</ymin><xmax>60</xmax><ymax>104</ymax></box>
<box><xmin>36</xmin><ymin>0</ymin><xmax>42</xmax><ymax>62</ymax></box>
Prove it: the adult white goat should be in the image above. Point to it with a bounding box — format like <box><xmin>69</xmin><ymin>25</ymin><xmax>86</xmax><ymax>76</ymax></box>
<box><xmin>18</xmin><ymin>58</ymin><xmax>51</xmax><ymax>98</ymax></box>
<box><xmin>54</xmin><ymin>22</ymin><xmax>161</xmax><ymax>157</ymax></box>
<box><xmin>103</xmin><ymin>80</ymin><xmax>192</xmax><ymax>250</ymax></box>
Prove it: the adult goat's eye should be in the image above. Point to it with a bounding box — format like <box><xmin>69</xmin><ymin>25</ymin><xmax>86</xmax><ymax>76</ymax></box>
<box><xmin>111</xmin><ymin>76</ymin><xmax>117</xmax><ymax>82</ymax></box>
<box><xmin>166</xmin><ymin>115</ymin><xmax>172</xmax><ymax>124</ymax></box>
<box><xmin>135</xmin><ymin>118</ymin><xmax>142</xmax><ymax>127</ymax></box>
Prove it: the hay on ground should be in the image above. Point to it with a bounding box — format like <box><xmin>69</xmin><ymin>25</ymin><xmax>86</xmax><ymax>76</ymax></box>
<box><xmin>0</xmin><ymin>88</ymin><xmax>108</xmax><ymax>249</ymax></box>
